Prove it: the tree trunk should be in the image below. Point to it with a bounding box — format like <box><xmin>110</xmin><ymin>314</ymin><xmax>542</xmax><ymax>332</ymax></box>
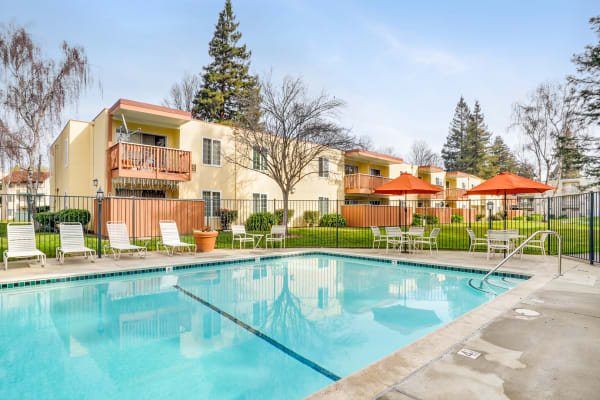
<box><xmin>282</xmin><ymin>190</ymin><xmax>290</xmax><ymax>235</ymax></box>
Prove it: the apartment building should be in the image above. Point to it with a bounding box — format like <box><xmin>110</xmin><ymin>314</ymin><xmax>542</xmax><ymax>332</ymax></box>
<box><xmin>1</xmin><ymin>170</ymin><xmax>50</xmax><ymax>220</ymax></box>
<box><xmin>49</xmin><ymin>99</ymin><xmax>344</xmax><ymax>214</ymax></box>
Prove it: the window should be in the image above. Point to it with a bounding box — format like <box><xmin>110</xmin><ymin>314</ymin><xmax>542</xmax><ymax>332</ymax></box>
<box><xmin>344</xmin><ymin>199</ymin><xmax>359</xmax><ymax>205</ymax></box>
<box><xmin>318</xmin><ymin>157</ymin><xmax>329</xmax><ymax>178</ymax></box>
<box><xmin>318</xmin><ymin>196</ymin><xmax>329</xmax><ymax>216</ymax></box>
<box><xmin>461</xmin><ymin>182</ymin><xmax>466</xmax><ymax>189</ymax></box>
<box><xmin>252</xmin><ymin>147</ymin><xmax>267</xmax><ymax>170</ymax></box>
<box><xmin>202</xmin><ymin>138</ymin><xmax>221</xmax><ymax>166</ymax></box>
<box><xmin>369</xmin><ymin>200</ymin><xmax>382</xmax><ymax>206</ymax></box>
<box><xmin>435</xmin><ymin>177</ymin><xmax>442</xmax><ymax>186</ymax></box>
<box><xmin>369</xmin><ymin>168</ymin><xmax>381</xmax><ymax>177</ymax></box>
<box><xmin>202</xmin><ymin>191</ymin><xmax>221</xmax><ymax>218</ymax></box>
<box><xmin>64</xmin><ymin>138</ymin><xmax>69</xmax><ymax>167</ymax></box>
<box><xmin>253</xmin><ymin>193</ymin><xmax>268</xmax><ymax>213</ymax></box>
<box><xmin>344</xmin><ymin>164</ymin><xmax>358</xmax><ymax>175</ymax></box>
<box><xmin>445</xmin><ymin>181</ymin><xmax>450</xmax><ymax>189</ymax></box>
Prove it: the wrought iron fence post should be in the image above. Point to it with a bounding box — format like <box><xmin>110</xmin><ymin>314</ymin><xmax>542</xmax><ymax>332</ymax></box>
<box><xmin>590</xmin><ymin>192</ymin><xmax>595</xmax><ymax>265</ymax></box>
<box><xmin>132</xmin><ymin>196</ymin><xmax>136</xmax><ymax>244</ymax></box>
<box><xmin>336</xmin><ymin>200</ymin><xmax>339</xmax><ymax>248</ymax></box>
<box><xmin>27</xmin><ymin>192</ymin><xmax>32</xmax><ymax>222</ymax></box>
<box><xmin>97</xmin><ymin>198</ymin><xmax>102</xmax><ymax>259</ymax></box>
<box><xmin>547</xmin><ymin>197</ymin><xmax>551</xmax><ymax>254</ymax></box>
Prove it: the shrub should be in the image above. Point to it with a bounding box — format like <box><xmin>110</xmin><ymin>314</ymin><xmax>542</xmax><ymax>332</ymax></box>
<box><xmin>246</xmin><ymin>212</ymin><xmax>275</xmax><ymax>231</ymax></box>
<box><xmin>412</xmin><ymin>213</ymin><xmax>423</xmax><ymax>226</ymax></box>
<box><xmin>215</xmin><ymin>209</ymin><xmax>238</xmax><ymax>230</ymax></box>
<box><xmin>34</xmin><ymin>208</ymin><xmax>91</xmax><ymax>232</ymax></box>
<box><xmin>491</xmin><ymin>213</ymin><xmax>503</xmax><ymax>221</ymax></box>
<box><xmin>451</xmin><ymin>214</ymin><xmax>464</xmax><ymax>223</ymax></box>
<box><xmin>319</xmin><ymin>213</ymin><xmax>347</xmax><ymax>227</ymax></box>
<box><xmin>512</xmin><ymin>216</ymin><xmax>524</xmax><ymax>221</ymax></box>
<box><xmin>424</xmin><ymin>214</ymin><xmax>439</xmax><ymax>224</ymax></box>
<box><xmin>526</xmin><ymin>214</ymin><xmax>543</xmax><ymax>221</ymax></box>
<box><xmin>303</xmin><ymin>211</ymin><xmax>320</xmax><ymax>227</ymax></box>
<box><xmin>476</xmin><ymin>213</ymin><xmax>486</xmax><ymax>221</ymax></box>
<box><xmin>275</xmin><ymin>209</ymin><xmax>295</xmax><ymax>225</ymax></box>
<box><xmin>36</xmin><ymin>205</ymin><xmax>50</xmax><ymax>213</ymax></box>
<box><xmin>557</xmin><ymin>214</ymin><xmax>568</xmax><ymax>220</ymax></box>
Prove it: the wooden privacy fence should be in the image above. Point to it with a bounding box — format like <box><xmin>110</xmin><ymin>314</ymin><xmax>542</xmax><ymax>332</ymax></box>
<box><xmin>341</xmin><ymin>205</ymin><xmax>414</xmax><ymax>227</ymax></box>
<box><xmin>414</xmin><ymin>207</ymin><xmax>477</xmax><ymax>224</ymax></box>
<box><xmin>95</xmin><ymin>197</ymin><xmax>204</xmax><ymax>238</ymax></box>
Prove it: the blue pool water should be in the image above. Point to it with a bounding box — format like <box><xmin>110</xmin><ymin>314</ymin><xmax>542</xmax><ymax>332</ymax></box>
<box><xmin>0</xmin><ymin>254</ymin><xmax>523</xmax><ymax>399</ymax></box>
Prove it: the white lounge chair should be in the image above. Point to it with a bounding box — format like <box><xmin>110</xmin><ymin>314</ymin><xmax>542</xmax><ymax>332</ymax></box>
<box><xmin>370</xmin><ymin>226</ymin><xmax>386</xmax><ymax>248</ymax></box>
<box><xmin>413</xmin><ymin>228</ymin><xmax>440</xmax><ymax>254</ymax></box>
<box><xmin>265</xmin><ymin>225</ymin><xmax>286</xmax><ymax>248</ymax></box>
<box><xmin>56</xmin><ymin>222</ymin><xmax>96</xmax><ymax>264</ymax></box>
<box><xmin>467</xmin><ymin>229</ymin><xmax>488</xmax><ymax>253</ymax></box>
<box><xmin>104</xmin><ymin>221</ymin><xmax>147</xmax><ymax>260</ymax></box>
<box><xmin>520</xmin><ymin>232</ymin><xmax>548</xmax><ymax>257</ymax></box>
<box><xmin>231</xmin><ymin>225</ymin><xmax>262</xmax><ymax>249</ymax></box>
<box><xmin>3</xmin><ymin>223</ymin><xmax>46</xmax><ymax>270</ymax></box>
<box><xmin>159</xmin><ymin>220</ymin><xmax>196</xmax><ymax>256</ymax></box>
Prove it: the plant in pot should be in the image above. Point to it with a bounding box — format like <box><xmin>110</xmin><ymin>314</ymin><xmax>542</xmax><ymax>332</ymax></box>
<box><xmin>193</xmin><ymin>226</ymin><xmax>218</xmax><ymax>252</ymax></box>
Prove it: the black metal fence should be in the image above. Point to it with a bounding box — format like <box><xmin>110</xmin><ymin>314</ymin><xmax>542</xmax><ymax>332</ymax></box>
<box><xmin>0</xmin><ymin>192</ymin><xmax>598</xmax><ymax>264</ymax></box>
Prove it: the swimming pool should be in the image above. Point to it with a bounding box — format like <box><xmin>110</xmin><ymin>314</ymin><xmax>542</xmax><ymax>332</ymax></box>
<box><xmin>0</xmin><ymin>253</ymin><xmax>525</xmax><ymax>399</ymax></box>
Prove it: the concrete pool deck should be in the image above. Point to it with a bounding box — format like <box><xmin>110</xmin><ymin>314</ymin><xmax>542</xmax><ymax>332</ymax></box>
<box><xmin>0</xmin><ymin>248</ymin><xmax>597</xmax><ymax>399</ymax></box>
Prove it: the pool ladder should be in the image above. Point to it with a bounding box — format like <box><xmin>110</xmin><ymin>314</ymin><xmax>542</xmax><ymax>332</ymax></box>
<box><xmin>480</xmin><ymin>230</ymin><xmax>562</xmax><ymax>285</ymax></box>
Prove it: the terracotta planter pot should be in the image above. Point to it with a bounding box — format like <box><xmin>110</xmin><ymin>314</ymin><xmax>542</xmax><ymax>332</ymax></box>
<box><xmin>193</xmin><ymin>231</ymin><xmax>218</xmax><ymax>252</ymax></box>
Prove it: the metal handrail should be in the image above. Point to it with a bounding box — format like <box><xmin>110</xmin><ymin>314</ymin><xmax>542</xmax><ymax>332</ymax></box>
<box><xmin>481</xmin><ymin>230</ymin><xmax>562</xmax><ymax>283</ymax></box>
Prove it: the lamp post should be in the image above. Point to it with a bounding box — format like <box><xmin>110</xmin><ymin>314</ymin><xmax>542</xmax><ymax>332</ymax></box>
<box><xmin>96</xmin><ymin>188</ymin><xmax>104</xmax><ymax>258</ymax></box>
<box><xmin>487</xmin><ymin>201</ymin><xmax>493</xmax><ymax>231</ymax></box>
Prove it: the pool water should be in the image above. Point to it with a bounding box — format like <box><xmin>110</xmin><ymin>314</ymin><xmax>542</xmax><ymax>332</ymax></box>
<box><xmin>0</xmin><ymin>254</ymin><xmax>523</xmax><ymax>399</ymax></box>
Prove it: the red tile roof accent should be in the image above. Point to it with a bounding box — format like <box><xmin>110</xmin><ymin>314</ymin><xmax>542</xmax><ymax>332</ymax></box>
<box><xmin>418</xmin><ymin>165</ymin><xmax>444</xmax><ymax>172</ymax></box>
<box><xmin>345</xmin><ymin>149</ymin><xmax>405</xmax><ymax>163</ymax></box>
<box><xmin>2</xmin><ymin>170</ymin><xmax>49</xmax><ymax>184</ymax></box>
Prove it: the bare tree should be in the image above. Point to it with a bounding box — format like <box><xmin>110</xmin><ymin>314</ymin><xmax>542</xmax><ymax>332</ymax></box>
<box><xmin>356</xmin><ymin>135</ymin><xmax>401</xmax><ymax>157</ymax></box>
<box><xmin>162</xmin><ymin>72</ymin><xmax>201</xmax><ymax>112</ymax></box>
<box><xmin>511</xmin><ymin>82</ymin><xmax>581</xmax><ymax>183</ymax></box>
<box><xmin>408</xmin><ymin>140</ymin><xmax>442</xmax><ymax>166</ymax></box>
<box><xmin>0</xmin><ymin>25</ymin><xmax>91</xmax><ymax>201</ymax></box>
<box><xmin>230</xmin><ymin>75</ymin><xmax>356</xmax><ymax>229</ymax></box>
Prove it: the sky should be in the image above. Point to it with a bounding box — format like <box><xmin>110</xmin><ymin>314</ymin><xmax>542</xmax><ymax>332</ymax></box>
<box><xmin>2</xmin><ymin>0</ymin><xmax>598</xmax><ymax>158</ymax></box>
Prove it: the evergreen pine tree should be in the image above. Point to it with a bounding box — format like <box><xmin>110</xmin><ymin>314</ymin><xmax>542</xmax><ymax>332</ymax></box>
<box><xmin>482</xmin><ymin>136</ymin><xmax>517</xmax><ymax>178</ymax></box>
<box><xmin>462</xmin><ymin>101</ymin><xmax>492</xmax><ymax>176</ymax></box>
<box><xmin>192</xmin><ymin>0</ymin><xmax>260</xmax><ymax>124</ymax></box>
<box><xmin>441</xmin><ymin>97</ymin><xmax>470</xmax><ymax>171</ymax></box>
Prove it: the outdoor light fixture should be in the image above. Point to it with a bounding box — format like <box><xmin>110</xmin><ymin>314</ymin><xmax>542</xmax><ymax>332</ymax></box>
<box><xmin>96</xmin><ymin>187</ymin><xmax>104</xmax><ymax>201</ymax></box>
<box><xmin>487</xmin><ymin>201</ymin><xmax>493</xmax><ymax>211</ymax></box>
<box><xmin>92</xmin><ymin>178</ymin><xmax>98</xmax><ymax>187</ymax></box>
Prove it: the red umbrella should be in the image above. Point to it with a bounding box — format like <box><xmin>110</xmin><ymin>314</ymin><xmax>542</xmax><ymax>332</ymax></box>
<box><xmin>466</xmin><ymin>171</ymin><xmax>556</xmax><ymax>229</ymax></box>
<box><xmin>374</xmin><ymin>173</ymin><xmax>443</xmax><ymax>227</ymax></box>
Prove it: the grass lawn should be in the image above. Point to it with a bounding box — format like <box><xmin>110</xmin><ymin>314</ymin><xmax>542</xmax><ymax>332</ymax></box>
<box><xmin>0</xmin><ymin>217</ymin><xmax>595</xmax><ymax>258</ymax></box>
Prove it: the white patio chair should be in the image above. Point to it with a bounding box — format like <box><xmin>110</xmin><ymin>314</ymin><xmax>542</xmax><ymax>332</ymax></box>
<box><xmin>467</xmin><ymin>229</ymin><xmax>488</xmax><ymax>253</ymax></box>
<box><xmin>56</xmin><ymin>222</ymin><xmax>96</xmax><ymax>264</ymax></box>
<box><xmin>370</xmin><ymin>226</ymin><xmax>386</xmax><ymax>248</ymax></box>
<box><xmin>407</xmin><ymin>227</ymin><xmax>425</xmax><ymax>250</ymax></box>
<box><xmin>413</xmin><ymin>228</ymin><xmax>440</xmax><ymax>255</ymax></box>
<box><xmin>159</xmin><ymin>220</ymin><xmax>196</xmax><ymax>256</ymax></box>
<box><xmin>265</xmin><ymin>225</ymin><xmax>286</xmax><ymax>248</ymax></box>
<box><xmin>231</xmin><ymin>225</ymin><xmax>262</xmax><ymax>249</ymax></box>
<box><xmin>105</xmin><ymin>221</ymin><xmax>147</xmax><ymax>260</ymax></box>
<box><xmin>3</xmin><ymin>223</ymin><xmax>46</xmax><ymax>270</ymax></box>
<box><xmin>520</xmin><ymin>232</ymin><xmax>548</xmax><ymax>258</ymax></box>
<box><xmin>385</xmin><ymin>226</ymin><xmax>408</xmax><ymax>253</ymax></box>
<box><xmin>487</xmin><ymin>231</ymin><xmax>510</xmax><ymax>259</ymax></box>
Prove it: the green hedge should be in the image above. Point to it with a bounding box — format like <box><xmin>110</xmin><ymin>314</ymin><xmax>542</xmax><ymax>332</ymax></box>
<box><xmin>451</xmin><ymin>214</ymin><xmax>464</xmax><ymax>223</ymax></box>
<box><xmin>319</xmin><ymin>213</ymin><xmax>347</xmax><ymax>227</ymax></box>
<box><xmin>246</xmin><ymin>212</ymin><xmax>275</xmax><ymax>231</ymax></box>
<box><xmin>275</xmin><ymin>209</ymin><xmax>295</xmax><ymax>225</ymax></box>
<box><xmin>413</xmin><ymin>213</ymin><xmax>423</xmax><ymax>226</ymax></box>
<box><xmin>526</xmin><ymin>214</ymin><xmax>543</xmax><ymax>221</ymax></box>
<box><xmin>34</xmin><ymin>209</ymin><xmax>91</xmax><ymax>232</ymax></box>
<box><xmin>303</xmin><ymin>211</ymin><xmax>319</xmax><ymax>227</ymax></box>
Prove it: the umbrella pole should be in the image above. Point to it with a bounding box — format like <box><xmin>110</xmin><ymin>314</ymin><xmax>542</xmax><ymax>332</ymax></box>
<box><xmin>504</xmin><ymin>191</ymin><xmax>507</xmax><ymax>257</ymax></box>
<box><xmin>402</xmin><ymin>192</ymin><xmax>409</xmax><ymax>253</ymax></box>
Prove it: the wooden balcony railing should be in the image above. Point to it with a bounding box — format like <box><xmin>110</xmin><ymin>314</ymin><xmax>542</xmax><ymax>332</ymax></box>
<box><xmin>108</xmin><ymin>142</ymin><xmax>192</xmax><ymax>181</ymax></box>
<box><xmin>344</xmin><ymin>174</ymin><xmax>392</xmax><ymax>194</ymax></box>
<box><xmin>418</xmin><ymin>185</ymin><xmax>445</xmax><ymax>200</ymax></box>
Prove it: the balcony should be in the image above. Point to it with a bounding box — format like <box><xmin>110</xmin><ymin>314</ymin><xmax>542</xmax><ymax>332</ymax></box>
<box><xmin>446</xmin><ymin>188</ymin><xmax>468</xmax><ymax>200</ymax></box>
<box><xmin>108</xmin><ymin>142</ymin><xmax>191</xmax><ymax>181</ymax></box>
<box><xmin>344</xmin><ymin>174</ymin><xmax>392</xmax><ymax>194</ymax></box>
<box><xmin>418</xmin><ymin>185</ymin><xmax>445</xmax><ymax>200</ymax></box>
